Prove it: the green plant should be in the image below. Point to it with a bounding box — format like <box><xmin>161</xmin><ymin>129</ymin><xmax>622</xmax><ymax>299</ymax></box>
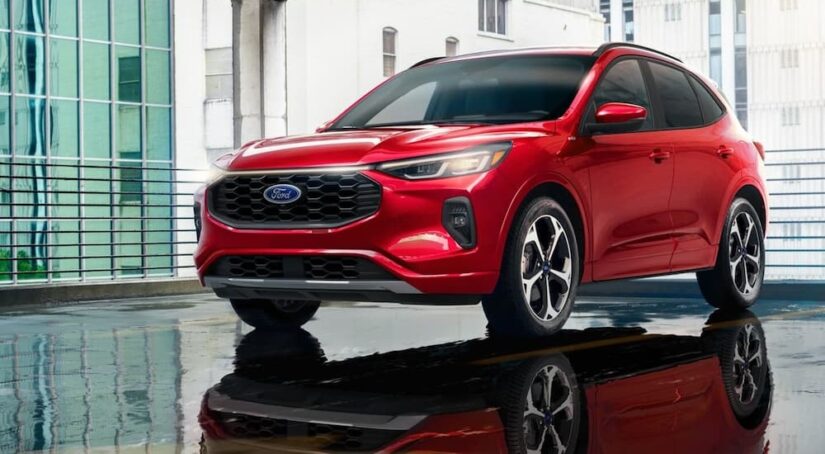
<box><xmin>0</xmin><ymin>248</ymin><xmax>47</xmax><ymax>281</ymax></box>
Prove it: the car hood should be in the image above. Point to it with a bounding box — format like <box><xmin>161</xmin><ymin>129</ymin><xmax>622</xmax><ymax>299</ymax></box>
<box><xmin>224</xmin><ymin>125</ymin><xmax>552</xmax><ymax>171</ymax></box>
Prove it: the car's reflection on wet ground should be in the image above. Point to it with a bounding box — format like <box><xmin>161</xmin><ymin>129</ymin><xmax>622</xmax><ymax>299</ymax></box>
<box><xmin>200</xmin><ymin>310</ymin><xmax>772</xmax><ymax>453</ymax></box>
<box><xmin>0</xmin><ymin>295</ymin><xmax>823</xmax><ymax>453</ymax></box>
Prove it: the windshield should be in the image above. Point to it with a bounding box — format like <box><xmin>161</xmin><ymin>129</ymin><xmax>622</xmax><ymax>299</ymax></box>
<box><xmin>330</xmin><ymin>55</ymin><xmax>595</xmax><ymax>130</ymax></box>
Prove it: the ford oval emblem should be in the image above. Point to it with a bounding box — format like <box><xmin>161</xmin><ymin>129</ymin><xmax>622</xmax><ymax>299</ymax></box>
<box><xmin>263</xmin><ymin>184</ymin><xmax>302</xmax><ymax>204</ymax></box>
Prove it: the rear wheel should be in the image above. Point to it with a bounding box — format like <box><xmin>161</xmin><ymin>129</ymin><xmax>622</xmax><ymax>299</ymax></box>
<box><xmin>696</xmin><ymin>198</ymin><xmax>765</xmax><ymax>309</ymax></box>
<box><xmin>702</xmin><ymin>310</ymin><xmax>770</xmax><ymax>425</ymax></box>
<box><xmin>483</xmin><ymin>197</ymin><xmax>579</xmax><ymax>338</ymax></box>
<box><xmin>230</xmin><ymin>299</ymin><xmax>320</xmax><ymax>328</ymax></box>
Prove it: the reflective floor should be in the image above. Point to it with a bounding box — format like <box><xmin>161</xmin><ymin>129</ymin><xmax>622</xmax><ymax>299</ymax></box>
<box><xmin>1</xmin><ymin>295</ymin><xmax>823</xmax><ymax>453</ymax></box>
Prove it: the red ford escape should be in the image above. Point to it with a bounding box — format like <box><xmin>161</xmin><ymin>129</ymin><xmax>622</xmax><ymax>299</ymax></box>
<box><xmin>194</xmin><ymin>43</ymin><xmax>768</xmax><ymax>337</ymax></box>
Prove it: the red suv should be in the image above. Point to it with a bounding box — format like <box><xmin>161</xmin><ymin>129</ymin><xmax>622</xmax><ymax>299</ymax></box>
<box><xmin>194</xmin><ymin>43</ymin><xmax>768</xmax><ymax>337</ymax></box>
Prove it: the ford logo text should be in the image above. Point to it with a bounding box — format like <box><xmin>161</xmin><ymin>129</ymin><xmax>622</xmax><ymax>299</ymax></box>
<box><xmin>263</xmin><ymin>184</ymin><xmax>302</xmax><ymax>204</ymax></box>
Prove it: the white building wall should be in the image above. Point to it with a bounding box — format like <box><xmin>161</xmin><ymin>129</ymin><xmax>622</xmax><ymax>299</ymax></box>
<box><xmin>633</xmin><ymin>0</ymin><xmax>709</xmax><ymax>80</ymax></box>
<box><xmin>746</xmin><ymin>0</ymin><xmax>825</xmax><ymax>280</ymax></box>
<box><xmin>284</xmin><ymin>0</ymin><xmax>604</xmax><ymax>134</ymax></box>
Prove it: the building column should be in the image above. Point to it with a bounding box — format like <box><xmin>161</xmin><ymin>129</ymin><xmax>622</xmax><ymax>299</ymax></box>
<box><xmin>262</xmin><ymin>0</ymin><xmax>288</xmax><ymax>137</ymax></box>
<box><xmin>232</xmin><ymin>0</ymin><xmax>263</xmax><ymax>147</ymax></box>
<box><xmin>719</xmin><ymin>0</ymin><xmax>736</xmax><ymax>102</ymax></box>
<box><xmin>232</xmin><ymin>0</ymin><xmax>288</xmax><ymax>147</ymax></box>
<box><xmin>609</xmin><ymin>0</ymin><xmax>623</xmax><ymax>42</ymax></box>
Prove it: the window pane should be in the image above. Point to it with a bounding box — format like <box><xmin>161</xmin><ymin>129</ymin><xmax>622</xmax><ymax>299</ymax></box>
<box><xmin>114</xmin><ymin>0</ymin><xmax>140</xmax><ymax>45</ymax></box>
<box><xmin>0</xmin><ymin>95</ymin><xmax>9</xmax><ymax>155</ymax></box>
<box><xmin>689</xmin><ymin>76</ymin><xmax>724</xmax><ymax>123</ymax></box>
<box><xmin>382</xmin><ymin>55</ymin><xmax>395</xmax><ymax>77</ymax></box>
<box><xmin>145</xmin><ymin>0</ymin><xmax>170</xmax><ymax>48</ymax></box>
<box><xmin>146</xmin><ymin>106</ymin><xmax>170</xmax><ymax>160</ymax></box>
<box><xmin>382</xmin><ymin>29</ymin><xmax>395</xmax><ymax>54</ymax></box>
<box><xmin>446</xmin><ymin>38</ymin><xmax>458</xmax><ymax>57</ymax></box>
<box><xmin>497</xmin><ymin>0</ymin><xmax>507</xmax><ymax>34</ymax></box>
<box><xmin>15</xmin><ymin>97</ymin><xmax>46</xmax><ymax>157</ymax></box>
<box><xmin>49</xmin><ymin>0</ymin><xmax>77</xmax><ymax>37</ymax></box>
<box><xmin>13</xmin><ymin>0</ymin><xmax>44</xmax><ymax>32</ymax></box>
<box><xmin>649</xmin><ymin>62</ymin><xmax>703</xmax><ymax>128</ymax></box>
<box><xmin>83</xmin><ymin>0</ymin><xmax>109</xmax><ymax>41</ymax></box>
<box><xmin>0</xmin><ymin>32</ymin><xmax>8</xmax><ymax>93</ymax></box>
<box><xmin>83</xmin><ymin>102</ymin><xmax>110</xmax><ymax>159</ymax></box>
<box><xmin>83</xmin><ymin>41</ymin><xmax>110</xmax><ymax>100</ymax></box>
<box><xmin>591</xmin><ymin>59</ymin><xmax>653</xmax><ymax>130</ymax></box>
<box><xmin>485</xmin><ymin>0</ymin><xmax>495</xmax><ymax>32</ymax></box>
<box><xmin>477</xmin><ymin>0</ymin><xmax>484</xmax><ymax>31</ymax></box>
<box><xmin>115</xmin><ymin>45</ymin><xmax>140</xmax><ymax>102</ymax></box>
<box><xmin>0</xmin><ymin>0</ymin><xmax>8</xmax><ymax>29</ymax></box>
<box><xmin>51</xmin><ymin>38</ymin><xmax>78</xmax><ymax>98</ymax></box>
<box><xmin>15</xmin><ymin>34</ymin><xmax>45</xmax><ymax>95</ymax></box>
<box><xmin>115</xmin><ymin>104</ymin><xmax>140</xmax><ymax>159</ymax></box>
<box><xmin>50</xmin><ymin>99</ymin><xmax>79</xmax><ymax>157</ymax></box>
<box><xmin>146</xmin><ymin>49</ymin><xmax>169</xmax><ymax>104</ymax></box>
<box><xmin>83</xmin><ymin>163</ymin><xmax>112</xmax><ymax>279</ymax></box>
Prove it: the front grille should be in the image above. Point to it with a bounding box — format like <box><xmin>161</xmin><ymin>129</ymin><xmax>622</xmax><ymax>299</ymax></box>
<box><xmin>210</xmin><ymin>411</ymin><xmax>401</xmax><ymax>451</ymax></box>
<box><xmin>209</xmin><ymin>256</ymin><xmax>394</xmax><ymax>280</ymax></box>
<box><xmin>208</xmin><ymin>173</ymin><xmax>381</xmax><ymax>228</ymax></box>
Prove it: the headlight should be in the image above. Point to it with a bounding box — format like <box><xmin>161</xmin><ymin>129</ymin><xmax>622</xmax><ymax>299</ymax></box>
<box><xmin>377</xmin><ymin>142</ymin><xmax>511</xmax><ymax>180</ymax></box>
<box><xmin>205</xmin><ymin>152</ymin><xmax>235</xmax><ymax>184</ymax></box>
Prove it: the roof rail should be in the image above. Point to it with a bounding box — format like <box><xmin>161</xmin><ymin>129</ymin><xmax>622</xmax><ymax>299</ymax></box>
<box><xmin>410</xmin><ymin>57</ymin><xmax>445</xmax><ymax>69</ymax></box>
<box><xmin>593</xmin><ymin>42</ymin><xmax>682</xmax><ymax>63</ymax></box>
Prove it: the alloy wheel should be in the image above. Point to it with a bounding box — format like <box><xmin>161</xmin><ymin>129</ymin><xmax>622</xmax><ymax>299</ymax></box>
<box><xmin>521</xmin><ymin>215</ymin><xmax>573</xmax><ymax>322</ymax></box>
<box><xmin>733</xmin><ymin>323</ymin><xmax>764</xmax><ymax>405</ymax></box>
<box><xmin>523</xmin><ymin>365</ymin><xmax>576</xmax><ymax>454</ymax></box>
<box><xmin>728</xmin><ymin>212</ymin><xmax>761</xmax><ymax>295</ymax></box>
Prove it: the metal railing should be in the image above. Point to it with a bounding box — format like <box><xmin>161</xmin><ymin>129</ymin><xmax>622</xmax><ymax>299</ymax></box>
<box><xmin>763</xmin><ymin>148</ymin><xmax>825</xmax><ymax>279</ymax></box>
<box><xmin>0</xmin><ymin>159</ymin><xmax>203</xmax><ymax>285</ymax></box>
<box><xmin>1</xmin><ymin>148</ymin><xmax>823</xmax><ymax>286</ymax></box>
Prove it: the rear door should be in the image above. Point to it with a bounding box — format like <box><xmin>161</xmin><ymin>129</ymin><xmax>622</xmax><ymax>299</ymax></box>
<box><xmin>645</xmin><ymin>62</ymin><xmax>737</xmax><ymax>272</ymax></box>
<box><xmin>580</xmin><ymin>58</ymin><xmax>676</xmax><ymax>281</ymax></box>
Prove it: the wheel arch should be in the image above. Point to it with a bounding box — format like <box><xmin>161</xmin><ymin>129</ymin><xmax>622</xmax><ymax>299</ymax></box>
<box><xmin>735</xmin><ymin>185</ymin><xmax>768</xmax><ymax>235</ymax></box>
<box><xmin>514</xmin><ymin>182</ymin><xmax>588</xmax><ymax>283</ymax></box>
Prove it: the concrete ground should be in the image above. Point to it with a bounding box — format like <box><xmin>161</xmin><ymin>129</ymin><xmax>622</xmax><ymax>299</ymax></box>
<box><xmin>0</xmin><ymin>294</ymin><xmax>823</xmax><ymax>453</ymax></box>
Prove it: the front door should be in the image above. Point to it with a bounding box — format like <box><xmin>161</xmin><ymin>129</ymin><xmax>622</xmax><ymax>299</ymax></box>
<box><xmin>578</xmin><ymin>58</ymin><xmax>675</xmax><ymax>281</ymax></box>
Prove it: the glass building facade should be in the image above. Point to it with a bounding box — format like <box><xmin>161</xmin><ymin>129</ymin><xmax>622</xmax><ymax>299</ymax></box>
<box><xmin>0</xmin><ymin>0</ymin><xmax>173</xmax><ymax>284</ymax></box>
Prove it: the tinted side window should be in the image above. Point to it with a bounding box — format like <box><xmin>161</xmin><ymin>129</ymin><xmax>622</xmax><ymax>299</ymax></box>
<box><xmin>649</xmin><ymin>62</ymin><xmax>703</xmax><ymax>128</ymax></box>
<box><xmin>688</xmin><ymin>75</ymin><xmax>725</xmax><ymax>123</ymax></box>
<box><xmin>590</xmin><ymin>59</ymin><xmax>654</xmax><ymax>130</ymax></box>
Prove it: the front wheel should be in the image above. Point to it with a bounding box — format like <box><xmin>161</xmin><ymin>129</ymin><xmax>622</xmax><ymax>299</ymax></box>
<box><xmin>697</xmin><ymin>198</ymin><xmax>765</xmax><ymax>309</ymax></box>
<box><xmin>482</xmin><ymin>197</ymin><xmax>580</xmax><ymax>338</ymax></box>
<box><xmin>230</xmin><ymin>299</ymin><xmax>320</xmax><ymax>329</ymax></box>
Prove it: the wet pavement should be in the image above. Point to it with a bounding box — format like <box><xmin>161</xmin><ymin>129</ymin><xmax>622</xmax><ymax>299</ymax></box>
<box><xmin>1</xmin><ymin>294</ymin><xmax>824</xmax><ymax>453</ymax></box>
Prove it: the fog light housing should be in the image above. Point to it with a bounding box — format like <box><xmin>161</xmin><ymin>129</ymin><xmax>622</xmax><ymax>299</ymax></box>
<box><xmin>442</xmin><ymin>197</ymin><xmax>476</xmax><ymax>249</ymax></box>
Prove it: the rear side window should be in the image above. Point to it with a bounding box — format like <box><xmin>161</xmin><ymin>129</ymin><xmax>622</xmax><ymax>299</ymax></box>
<box><xmin>648</xmin><ymin>62</ymin><xmax>703</xmax><ymax>128</ymax></box>
<box><xmin>688</xmin><ymin>76</ymin><xmax>725</xmax><ymax>123</ymax></box>
<box><xmin>589</xmin><ymin>59</ymin><xmax>654</xmax><ymax>130</ymax></box>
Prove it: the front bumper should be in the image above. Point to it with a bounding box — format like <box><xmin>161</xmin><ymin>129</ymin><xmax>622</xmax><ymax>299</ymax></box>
<box><xmin>194</xmin><ymin>169</ymin><xmax>513</xmax><ymax>297</ymax></box>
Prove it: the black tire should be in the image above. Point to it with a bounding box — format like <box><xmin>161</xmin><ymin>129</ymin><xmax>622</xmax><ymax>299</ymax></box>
<box><xmin>233</xmin><ymin>328</ymin><xmax>327</xmax><ymax>380</ymax></box>
<box><xmin>701</xmin><ymin>309</ymin><xmax>770</xmax><ymax>425</ymax></box>
<box><xmin>697</xmin><ymin>198</ymin><xmax>765</xmax><ymax>309</ymax></box>
<box><xmin>230</xmin><ymin>298</ymin><xmax>320</xmax><ymax>328</ymax></box>
<box><xmin>497</xmin><ymin>355</ymin><xmax>582</xmax><ymax>454</ymax></box>
<box><xmin>483</xmin><ymin>197</ymin><xmax>580</xmax><ymax>338</ymax></box>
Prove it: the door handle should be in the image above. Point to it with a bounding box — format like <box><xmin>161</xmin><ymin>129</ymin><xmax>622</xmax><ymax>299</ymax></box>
<box><xmin>717</xmin><ymin>145</ymin><xmax>735</xmax><ymax>159</ymax></box>
<box><xmin>649</xmin><ymin>149</ymin><xmax>671</xmax><ymax>164</ymax></box>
